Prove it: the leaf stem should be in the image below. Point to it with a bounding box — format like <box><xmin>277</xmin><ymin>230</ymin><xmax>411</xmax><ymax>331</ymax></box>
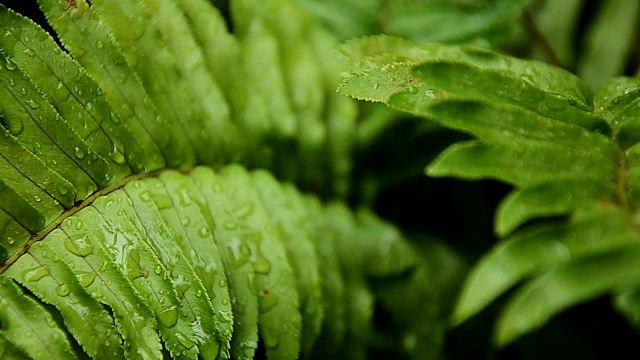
<box><xmin>0</xmin><ymin>167</ymin><xmax>197</xmax><ymax>274</ymax></box>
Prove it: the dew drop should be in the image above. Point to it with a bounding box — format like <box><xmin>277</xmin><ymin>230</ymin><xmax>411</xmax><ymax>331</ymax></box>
<box><xmin>99</xmin><ymin>261</ymin><xmax>108</xmax><ymax>272</ymax></box>
<box><xmin>33</xmin><ymin>195</ymin><xmax>41</xmax><ymax>203</ymax></box>
<box><xmin>95</xmin><ymin>40</ymin><xmax>104</xmax><ymax>49</ymax></box>
<box><xmin>24</xmin><ymin>267</ymin><xmax>48</xmax><ymax>282</ymax></box>
<box><xmin>9</xmin><ymin>78</ymin><xmax>14</xmax><ymax>86</ymax></box>
<box><xmin>19</xmin><ymin>88</ymin><xmax>27</xmax><ymax>95</ymax></box>
<box><xmin>4</xmin><ymin>58</ymin><xmax>17</xmax><ymax>71</ymax></box>
<box><xmin>25</xmin><ymin>331</ymin><xmax>33</xmax><ymax>338</ymax></box>
<box><xmin>154</xmin><ymin>265</ymin><xmax>162</xmax><ymax>275</ymax></box>
<box><xmin>175</xmin><ymin>332</ymin><xmax>195</xmax><ymax>349</ymax></box>
<box><xmin>138</xmin><ymin>190</ymin><xmax>152</xmax><ymax>202</ymax></box>
<box><xmin>195</xmin><ymin>289</ymin><xmax>202</xmax><ymax>298</ymax></box>
<box><xmin>158</xmin><ymin>306</ymin><xmax>178</xmax><ymax>327</ymax></box>
<box><xmin>109</xmin><ymin>150</ymin><xmax>126</xmax><ymax>165</ymax></box>
<box><xmin>23</xmin><ymin>48</ymin><xmax>35</xmax><ymax>57</ymax></box>
<box><xmin>197</xmin><ymin>226</ymin><xmax>210</xmax><ymax>238</ymax></box>
<box><xmin>63</xmin><ymin>236</ymin><xmax>94</xmax><ymax>257</ymax></box>
<box><xmin>25</xmin><ymin>99</ymin><xmax>39</xmax><ymax>109</ymax></box>
<box><xmin>77</xmin><ymin>271</ymin><xmax>97</xmax><ymax>287</ymax></box>
<box><xmin>110</xmin><ymin>112</ymin><xmax>121</xmax><ymax>124</ymax></box>
<box><xmin>234</xmin><ymin>203</ymin><xmax>254</xmax><ymax>219</ymax></box>
<box><xmin>55</xmin><ymin>284</ymin><xmax>70</xmax><ymax>297</ymax></box>
<box><xmin>74</xmin><ymin>146</ymin><xmax>86</xmax><ymax>159</ymax></box>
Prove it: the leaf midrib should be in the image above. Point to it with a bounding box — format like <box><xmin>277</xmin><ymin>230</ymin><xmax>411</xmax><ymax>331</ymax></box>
<box><xmin>0</xmin><ymin>166</ymin><xmax>198</xmax><ymax>274</ymax></box>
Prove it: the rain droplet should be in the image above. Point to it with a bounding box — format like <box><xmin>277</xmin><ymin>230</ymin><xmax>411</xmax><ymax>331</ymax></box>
<box><xmin>25</xmin><ymin>99</ymin><xmax>39</xmax><ymax>109</ymax></box>
<box><xmin>138</xmin><ymin>191</ymin><xmax>152</xmax><ymax>202</ymax></box>
<box><xmin>158</xmin><ymin>306</ymin><xmax>178</xmax><ymax>328</ymax></box>
<box><xmin>110</xmin><ymin>112</ymin><xmax>121</xmax><ymax>124</ymax></box>
<box><xmin>154</xmin><ymin>265</ymin><xmax>162</xmax><ymax>275</ymax></box>
<box><xmin>95</xmin><ymin>40</ymin><xmax>104</xmax><ymax>49</ymax></box>
<box><xmin>109</xmin><ymin>150</ymin><xmax>126</xmax><ymax>165</ymax></box>
<box><xmin>23</xmin><ymin>48</ymin><xmax>35</xmax><ymax>57</ymax></box>
<box><xmin>195</xmin><ymin>289</ymin><xmax>202</xmax><ymax>298</ymax></box>
<box><xmin>4</xmin><ymin>58</ymin><xmax>17</xmax><ymax>71</ymax></box>
<box><xmin>63</xmin><ymin>236</ymin><xmax>94</xmax><ymax>257</ymax></box>
<box><xmin>234</xmin><ymin>203</ymin><xmax>254</xmax><ymax>219</ymax></box>
<box><xmin>77</xmin><ymin>271</ymin><xmax>97</xmax><ymax>287</ymax></box>
<box><xmin>33</xmin><ymin>195</ymin><xmax>41</xmax><ymax>202</ymax></box>
<box><xmin>175</xmin><ymin>332</ymin><xmax>195</xmax><ymax>349</ymax></box>
<box><xmin>74</xmin><ymin>146</ymin><xmax>86</xmax><ymax>159</ymax></box>
<box><xmin>55</xmin><ymin>284</ymin><xmax>70</xmax><ymax>297</ymax></box>
<box><xmin>19</xmin><ymin>88</ymin><xmax>27</xmax><ymax>95</ymax></box>
<box><xmin>24</xmin><ymin>267</ymin><xmax>48</xmax><ymax>282</ymax></box>
<box><xmin>99</xmin><ymin>261</ymin><xmax>108</xmax><ymax>272</ymax></box>
<box><xmin>197</xmin><ymin>226</ymin><xmax>210</xmax><ymax>238</ymax></box>
<box><xmin>9</xmin><ymin>78</ymin><xmax>14</xmax><ymax>86</ymax></box>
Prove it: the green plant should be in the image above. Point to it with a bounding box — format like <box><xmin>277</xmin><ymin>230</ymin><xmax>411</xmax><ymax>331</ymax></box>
<box><xmin>3</xmin><ymin>0</ymin><xmax>640</xmax><ymax>359</ymax></box>
<box><xmin>0</xmin><ymin>0</ymin><xmax>433</xmax><ymax>359</ymax></box>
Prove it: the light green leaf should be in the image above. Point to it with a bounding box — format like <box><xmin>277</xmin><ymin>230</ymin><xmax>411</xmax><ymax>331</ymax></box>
<box><xmin>0</xmin><ymin>276</ymin><xmax>76</xmax><ymax>359</ymax></box>
<box><xmin>35</xmin><ymin>0</ymin><xmax>181</xmax><ymax>171</ymax></box>
<box><xmin>496</xmin><ymin>242</ymin><xmax>640</xmax><ymax>345</ymax></box>
<box><xmin>577</xmin><ymin>0</ymin><xmax>640</xmax><ymax>91</ymax></box>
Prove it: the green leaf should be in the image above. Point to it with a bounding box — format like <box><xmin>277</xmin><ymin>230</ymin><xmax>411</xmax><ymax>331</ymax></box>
<box><xmin>0</xmin><ymin>1</ymin><xmax>437</xmax><ymax>358</ymax></box>
<box><xmin>0</xmin><ymin>277</ymin><xmax>76</xmax><ymax>359</ymax></box>
<box><xmin>496</xmin><ymin>243</ymin><xmax>640</xmax><ymax>345</ymax></box>
<box><xmin>576</xmin><ymin>0</ymin><xmax>640</xmax><ymax>90</ymax></box>
<box><xmin>218</xmin><ymin>164</ymin><xmax>302</xmax><ymax>360</ymax></box>
<box><xmin>338</xmin><ymin>34</ymin><xmax>640</xmax><ymax>347</ymax></box>
<box><xmin>0</xmin><ymin>6</ymin><xmax>131</xmax><ymax>184</ymax></box>
<box><xmin>35</xmin><ymin>0</ymin><xmax>181</xmax><ymax>171</ymax></box>
<box><xmin>251</xmin><ymin>170</ymin><xmax>324</xmax><ymax>357</ymax></box>
<box><xmin>6</xmin><ymin>242</ymin><xmax>124</xmax><ymax>359</ymax></box>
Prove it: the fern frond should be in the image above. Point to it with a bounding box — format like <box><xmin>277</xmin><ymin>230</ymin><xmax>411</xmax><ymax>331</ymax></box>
<box><xmin>0</xmin><ymin>0</ymin><xmax>358</xmax><ymax>265</ymax></box>
<box><xmin>338</xmin><ymin>34</ymin><xmax>640</xmax><ymax>345</ymax></box>
<box><xmin>0</xmin><ymin>1</ymin><xmax>433</xmax><ymax>359</ymax></box>
<box><xmin>1</xmin><ymin>165</ymin><xmax>417</xmax><ymax>359</ymax></box>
